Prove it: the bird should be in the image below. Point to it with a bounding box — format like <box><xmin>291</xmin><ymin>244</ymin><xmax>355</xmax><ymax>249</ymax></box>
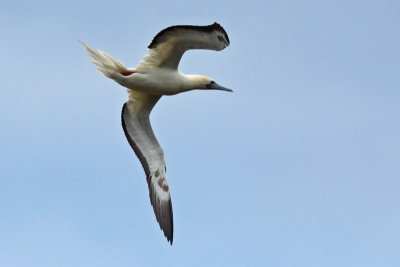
<box><xmin>81</xmin><ymin>23</ymin><xmax>231</xmax><ymax>245</ymax></box>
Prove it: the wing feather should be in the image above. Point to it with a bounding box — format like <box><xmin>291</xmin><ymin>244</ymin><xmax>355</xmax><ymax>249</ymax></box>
<box><xmin>137</xmin><ymin>22</ymin><xmax>230</xmax><ymax>69</ymax></box>
<box><xmin>121</xmin><ymin>91</ymin><xmax>173</xmax><ymax>244</ymax></box>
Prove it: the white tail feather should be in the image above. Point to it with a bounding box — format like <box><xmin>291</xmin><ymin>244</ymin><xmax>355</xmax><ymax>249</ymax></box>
<box><xmin>80</xmin><ymin>41</ymin><xmax>129</xmax><ymax>79</ymax></box>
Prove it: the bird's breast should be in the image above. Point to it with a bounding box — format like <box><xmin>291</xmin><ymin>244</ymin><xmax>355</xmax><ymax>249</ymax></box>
<box><xmin>123</xmin><ymin>69</ymin><xmax>184</xmax><ymax>95</ymax></box>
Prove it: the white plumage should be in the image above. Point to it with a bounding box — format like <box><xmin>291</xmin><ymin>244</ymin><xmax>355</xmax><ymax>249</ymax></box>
<box><xmin>81</xmin><ymin>22</ymin><xmax>231</xmax><ymax>244</ymax></box>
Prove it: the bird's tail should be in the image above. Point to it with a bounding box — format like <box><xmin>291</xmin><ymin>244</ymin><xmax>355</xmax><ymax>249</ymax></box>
<box><xmin>80</xmin><ymin>41</ymin><xmax>130</xmax><ymax>80</ymax></box>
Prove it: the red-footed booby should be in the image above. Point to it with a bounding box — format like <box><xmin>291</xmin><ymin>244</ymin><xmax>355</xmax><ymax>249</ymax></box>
<box><xmin>81</xmin><ymin>23</ymin><xmax>231</xmax><ymax>244</ymax></box>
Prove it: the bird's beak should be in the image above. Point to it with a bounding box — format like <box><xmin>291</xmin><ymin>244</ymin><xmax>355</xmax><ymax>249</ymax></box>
<box><xmin>208</xmin><ymin>82</ymin><xmax>233</xmax><ymax>92</ymax></box>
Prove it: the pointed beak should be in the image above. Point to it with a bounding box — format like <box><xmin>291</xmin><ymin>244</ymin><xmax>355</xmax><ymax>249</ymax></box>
<box><xmin>208</xmin><ymin>82</ymin><xmax>233</xmax><ymax>92</ymax></box>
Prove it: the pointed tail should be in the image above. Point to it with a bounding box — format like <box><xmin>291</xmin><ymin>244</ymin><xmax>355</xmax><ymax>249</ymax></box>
<box><xmin>80</xmin><ymin>40</ymin><xmax>130</xmax><ymax>80</ymax></box>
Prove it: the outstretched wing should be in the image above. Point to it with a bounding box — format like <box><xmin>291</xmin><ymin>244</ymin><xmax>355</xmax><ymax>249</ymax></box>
<box><xmin>137</xmin><ymin>22</ymin><xmax>230</xmax><ymax>69</ymax></box>
<box><xmin>121</xmin><ymin>90</ymin><xmax>173</xmax><ymax>244</ymax></box>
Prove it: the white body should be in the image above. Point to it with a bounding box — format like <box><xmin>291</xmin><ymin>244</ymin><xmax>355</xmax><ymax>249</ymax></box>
<box><xmin>117</xmin><ymin>69</ymin><xmax>202</xmax><ymax>95</ymax></box>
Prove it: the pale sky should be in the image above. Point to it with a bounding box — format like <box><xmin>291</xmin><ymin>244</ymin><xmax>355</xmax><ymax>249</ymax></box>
<box><xmin>1</xmin><ymin>1</ymin><xmax>400</xmax><ymax>266</ymax></box>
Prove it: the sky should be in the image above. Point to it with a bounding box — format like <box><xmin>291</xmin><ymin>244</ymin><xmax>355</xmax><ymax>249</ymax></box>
<box><xmin>1</xmin><ymin>0</ymin><xmax>400</xmax><ymax>266</ymax></box>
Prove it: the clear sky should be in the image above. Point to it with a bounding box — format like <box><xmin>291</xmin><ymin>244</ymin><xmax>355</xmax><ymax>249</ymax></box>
<box><xmin>1</xmin><ymin>0</ymin><xmax>400</xmax><ymax>266</ymax></box>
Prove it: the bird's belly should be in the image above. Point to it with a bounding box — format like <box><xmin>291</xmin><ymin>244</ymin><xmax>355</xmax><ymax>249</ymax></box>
<box><xmin>123</xmin><ymin>71</ymin><xmax>182</xmax><ymax>95</ymax></box>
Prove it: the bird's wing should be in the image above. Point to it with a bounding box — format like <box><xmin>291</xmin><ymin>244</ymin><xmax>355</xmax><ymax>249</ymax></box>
<box><xmin>121</xmin><ymin>90</ymin><xmax>173</xmax><ymax>244</ymax></box>
<box><xmin>137</xmin><ymin>22</ymin><xmax>230</xmax><ymax>70</ymax></box>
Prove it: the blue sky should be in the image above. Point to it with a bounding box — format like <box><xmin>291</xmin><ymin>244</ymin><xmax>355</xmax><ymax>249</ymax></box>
<box><xmin>1</xmin><ymin>0</ymin><xmax>400</xmax><ymax>266</ymax></box>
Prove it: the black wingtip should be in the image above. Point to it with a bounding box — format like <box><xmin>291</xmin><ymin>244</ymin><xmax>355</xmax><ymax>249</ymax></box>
<box><xmin>167</xmin><ymin>234</ymin><xmax>173</xmax><ymax>245</ymax></box>
<box><xmin>161</xmin><ymin>199</ymin><xmax>174</xmax><ymax>245</ymax></box>
<box><xmin>162</xmin><ymin>222</ymin><xmax>173</xmax><ymax>245</ymax></box>
<box><xmin>149</xmin><ymin>186</ymin><xmax>174</xmax><ymax>245</ymax></box>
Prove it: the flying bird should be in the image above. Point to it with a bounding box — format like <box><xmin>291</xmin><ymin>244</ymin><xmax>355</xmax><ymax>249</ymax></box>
<box><xmin>81</xmin><ymin>23</ymin><xmax>231</xmax><ymax>244</ymax></box>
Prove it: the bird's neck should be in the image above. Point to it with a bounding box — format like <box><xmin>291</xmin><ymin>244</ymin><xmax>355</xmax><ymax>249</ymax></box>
<box><xmin>182</xmin><ymin>74</ymin><xmax>208</xmax><ymax>91</ymax></box>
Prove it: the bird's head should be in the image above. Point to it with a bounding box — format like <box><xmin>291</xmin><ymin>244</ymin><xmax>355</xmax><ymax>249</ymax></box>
<box><xmin>190</xmin><ymin>75</ymin><xmax>233</xmax><ymax>92</ymax></box>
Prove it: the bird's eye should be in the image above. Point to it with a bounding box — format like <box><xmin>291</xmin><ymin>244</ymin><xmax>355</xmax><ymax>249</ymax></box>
<box><xmin>206</xmin><ymin>81</ymin><xmax>215</xmax><ymax>89</ymax></box>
